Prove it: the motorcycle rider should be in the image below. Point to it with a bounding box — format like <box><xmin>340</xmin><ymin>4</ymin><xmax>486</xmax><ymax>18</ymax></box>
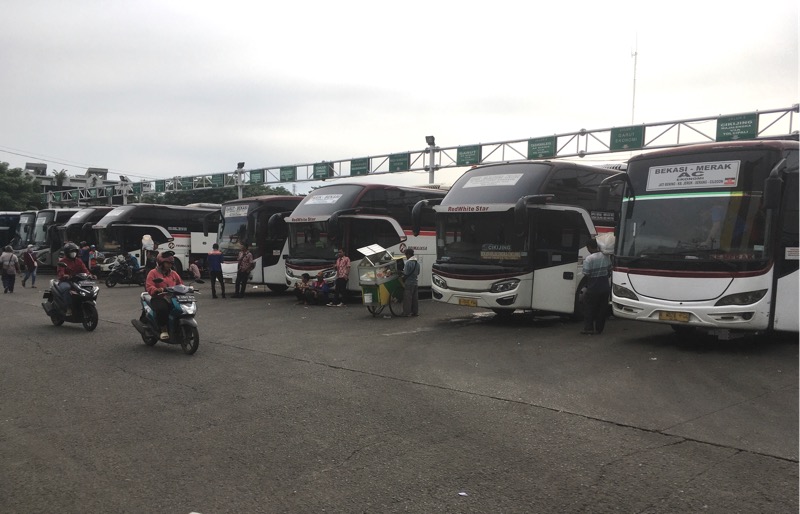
<box><xmin>56</xmin><ymin>242</ymin><xmax>92</xmax><ymax>316</ymax></box>
<box><xmin>145</xmin><ymin>252</ymin><xmax>184</xmax><ymax>341</ymax></box>
<box><xmin>125</xmin><ymin>252</ymin><xmax>140</xmax><ymax>280</ymax></box>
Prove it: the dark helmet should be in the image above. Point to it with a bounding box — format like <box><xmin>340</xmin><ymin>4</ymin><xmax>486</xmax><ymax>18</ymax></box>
<box><xmin>63</xmin><ymin>242</ymin><xmax>79</xmax><ymax>258</ymax></box>
<box><xmin>156</xmin><ymin>251</ymin><xmax>175</xmax><ymax>266</ymax></box>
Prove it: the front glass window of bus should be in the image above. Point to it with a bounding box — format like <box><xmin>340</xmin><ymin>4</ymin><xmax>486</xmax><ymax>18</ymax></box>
<box><xmin>618</xmin><ymin>193</ymin><xmax>768</xmax><ymax>272</ymax></box>
<box><xmin>219</xmin><ymin>203</ymin><xmax>252</xmax><ymax>260</ymax></box>
<box><xmin>13</xmin><ymin>213</ymin><xmax>35</xmax><ymax>249</ymax></box>
<box><xmin>436</xmin><ymin>211</ymin><xmax>526</xmax><ymax>266</ymax></box>
<box><xmin>33</xmin><ymin>212</ymin><xmax>54</xmax><ymax>246</ymax></box>
<box><xmin>289</xmin><ymin>222</ymin><xmax>336</xmax><ymax>261</ymax></box>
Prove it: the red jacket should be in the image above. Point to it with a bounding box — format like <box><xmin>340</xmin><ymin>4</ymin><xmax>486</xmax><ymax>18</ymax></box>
<box><xmin>57</xmin><ymin>257</ymin><xmax>90</xmax><ymax>280</ymax></box>
<box><xmin>146</xmin><ymin>267</ymin><xmax>183</xmax><ymax>297</ymax></box>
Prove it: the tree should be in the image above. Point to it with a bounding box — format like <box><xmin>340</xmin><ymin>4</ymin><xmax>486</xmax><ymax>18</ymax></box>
<box><xmin>0</xmin><ymin>162</ymin><xmax>45</xmax><ymax>210</ymax></box>
<box><xmin>52</xmin><ymin>169</ymin><xmax>69</xmax><ymax>188</ymax></box>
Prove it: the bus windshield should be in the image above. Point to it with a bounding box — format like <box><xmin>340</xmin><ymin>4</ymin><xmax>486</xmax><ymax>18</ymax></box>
<box><xmin>618</xmin><ymin>193</ymin><xmax>768</xmax><ymax>271</ymax></box>
<box><xmin>219</xmin><ymin>215</ymin><xmax>248</xmax><ymax>259</ymax></box>
<box><xmin>13</xmin><ymin>213</ymin><xmax>36</xmax><ymax>249</ymax></box>
<box><xmin>437</xmin><ymin>211</ymin><xmax>526</xmax><ymax>265</ymax></box>
<box><xmin>288</xmin><ymin>221</ymin><xmax>337</xmax><ymax>261</ymax></box>
<box><xmin>33</xmin><ymin>212</ymin><xmax>55</xmax><ymax>246</ymax></box>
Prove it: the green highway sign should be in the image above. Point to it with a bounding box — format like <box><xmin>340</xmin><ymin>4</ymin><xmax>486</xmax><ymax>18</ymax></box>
<box><xmin>280</xmin><ymin>166</ymin><xmax>297</xmax><ymax>182</ymax></box>
<box><xmin>250</xmin><ymin>169</ymin><xmax>264</xmax><ymax>184</ymax></box>
<box><xmin>313</xmin><ymin>162</ymin><xmax>333</xmax><ymax>179</ymax></box>
<box><xmin>350</xmin><ymin>158</ymin><xmax>370</xmax><ymax>176</ymax></box>
<box><xmin>610</xmin><ymin>126</ymin><xmax>645</xmax><ymax>151</ymax></box>
<box><xmin>389</xmin><ymin>153</ymin><xmax>410</xmax><ymax>172</ymax></box>
<box><xmin>527</xmin><ymin>136</ymin><xmax>556</xmax><ymax>159</ymax></box>
<box><xmin>181</xmin><ymin>177</ymin><xmax>193</xmax><ymax>190</ymax></box>
<box><xmin>133</xmin><ymin>183</ymin><xmax>142</xmax><ymax>195</ymax></box>
<box><xmin>52</xmin><ymin>192</ymin><xmax>61</xmax><ymax>202</ymax></box>
<box><xmin>155</xmin><ymin>180</ymin><xmax>165</xmax><ymax>193</ymax></box>
<box><xmin>211</xmin><ymin>174</ymin><xmax>225</xmax><ymax>188</ymax></box>
<box><xmin>457</xmin><ymin>145</ymin><xmax>482</xmax><ymax>166</ymax></box>
<box><xmin>717</xmin><ymin>113</ymin><xmax>757</xmax><ymax>141</ymax></box>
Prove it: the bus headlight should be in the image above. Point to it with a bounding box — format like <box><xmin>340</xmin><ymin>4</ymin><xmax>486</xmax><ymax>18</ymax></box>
<box><xmin>322</xmin><ymin>269</ymin><xmax>336</xmax><ymax>280</ymax></box>
<box><xmin>491</xmin><ymin>279</ymin><xmax>520</xmax><ymax>294</ymax></box>
<box><xmin>613</xmin><ymin>284</ymin><xmax>638</xmax><ymax>301</ymax></box>
<box><xmin>715</xmin><ymin>289</ymin><xmax>768</xmax><ymax>306</ymax></box>
<box><xmin>432</xmin><ymin>274</ymin><xmax>447</xmax><ymax>289</ymax></box>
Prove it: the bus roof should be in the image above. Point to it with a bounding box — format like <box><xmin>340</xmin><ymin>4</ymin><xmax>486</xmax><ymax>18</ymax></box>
<box><xmin>629</xmin><ymin>139</ymin><xmax>798</xmax><ymax>163</ymax></box>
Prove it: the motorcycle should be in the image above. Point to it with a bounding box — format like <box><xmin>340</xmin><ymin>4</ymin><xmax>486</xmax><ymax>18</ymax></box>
<box><xmin>130</xmin><ymin>278</ymin><xmax>200</xmax><ymax>355</ymax></box>
<box><xmin>105</xmin><ymin>255</ymin><xmax>146</xmax><ymax>288</ymax></box>
<box><xmin>42</xmin><ymin>266</ymin><xmax>100</xmax><ymax>331</ymax></box>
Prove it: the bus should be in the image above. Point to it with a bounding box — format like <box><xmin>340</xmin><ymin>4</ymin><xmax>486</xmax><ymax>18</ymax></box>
<box><xmin>413</xmin><ymin>161</ymin><xmax>623</xmax><ymax>317</ymax></box>
<box><xmin>600</xmin><ymin>139</ymin><xmax>798</xmax><ymax>339</ymax></box>
<box><xmin>30</xmin><ymin>208</ymin><xmax>81</xmax><ymax>267</ymax></box>
<box><xmin>92</xmin><ymin>203</ymin><xmax>221</xmax><ymax>276</ymax></box>
<box><xmin>58</xmin><ymin>206</ymin><xmax>115</xmax><ymax>249</ymax></box>
<box><xmin>281</xmin><ymin>183</ymin><xmax>447</xmax><ymax>293</ymax></box>
<box><xmin>9</xmin><ymin>210</ymin><xmax>36</xmax><ymax>252</ymax></box>
<box><xmin>0</xmin><ymin>212</ymin><xmax>21</xmax><ymax>247</ymax></box>
<box><xmin>218</xmin><ymin>195</ymin><xmax>303</xmax><ymax>292</ymax></box>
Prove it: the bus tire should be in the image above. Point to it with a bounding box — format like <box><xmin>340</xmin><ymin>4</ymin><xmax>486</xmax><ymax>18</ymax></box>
<box><xmin>492</xmin><ymin>308</ymin><xmax>515</xmax><ymax>320</ymax></box>
<box><xmin>172</xmin><ymin>259</ymin><xmax>183</xmax><ymax>278</ymax></box>
<box><xmin>267</xmin><ymin>284</ymin><xmax>288</xmax><ymax>293</ymax></box>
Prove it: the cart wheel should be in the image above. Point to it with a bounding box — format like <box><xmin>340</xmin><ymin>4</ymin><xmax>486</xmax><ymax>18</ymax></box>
<box><xmin>388</xmin><ymin>288</ymin><xmax>404</xmax><ymax>317</ymax></box>
<box><xmin>367</xmin><ymin>305</ymin><xmax>384</xmax><ymax>317</ymax></box>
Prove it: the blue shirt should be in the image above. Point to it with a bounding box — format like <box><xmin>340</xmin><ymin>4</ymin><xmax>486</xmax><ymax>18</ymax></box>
<box><xmin>207</xmin><ymin>251</ymin><xmax>224</xmax><ymax>272</ymax></box>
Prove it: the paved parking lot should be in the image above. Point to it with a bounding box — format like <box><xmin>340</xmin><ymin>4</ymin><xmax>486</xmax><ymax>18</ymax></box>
<box><xmin>1</xmin><ymin>279</ymin><xmax>797</xmax><ymax>513</ymax></box>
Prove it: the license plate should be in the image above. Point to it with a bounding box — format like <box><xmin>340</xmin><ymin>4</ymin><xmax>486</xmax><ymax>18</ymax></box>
<box><xmin>79</xmin><ymin>281</ymin><xmax>96</xmax><ymax>287</ymax></box>
<box><xmin>659</xmin><ymin>311</ymin><xmax>690</xmax><ymax>322</ymax></box>
<box><xmin>176</xmin><ymin>295</ymin><xmax>196</xmax><ymax>302</ymax></box>
<box><xmin>458</xmin><ymin>298</ymin><xmax>478</xmax><ymax>307</ymax></box>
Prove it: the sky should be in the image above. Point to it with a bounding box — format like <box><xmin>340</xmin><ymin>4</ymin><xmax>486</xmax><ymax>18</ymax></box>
<box><xmin>1</xmin><ymin>0</ymin><xmax>797</xmax><ymax>194</ymax></box>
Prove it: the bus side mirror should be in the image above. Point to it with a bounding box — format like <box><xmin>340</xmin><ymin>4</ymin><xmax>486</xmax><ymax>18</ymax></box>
<box><xmin>764</xmin><ymin>175</ymin><xmax>783</xmax><ymax>210</ymax></box>
<box><xmin>411</xmin><ymin>199</ymin><xmax>441</xmax><ymax>236</ymax></box>
<box><xmin>513</xmin><ymin>197</ymin><xmax>529</xmax><ymax>230</ymax></box>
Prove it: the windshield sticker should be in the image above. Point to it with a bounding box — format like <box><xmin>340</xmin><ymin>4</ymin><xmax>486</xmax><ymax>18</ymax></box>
<box><xmin>480</xmin><ymin>243</ymin><xmax>522</xmax><ymax>260</ymax></box>
<box><xmin>306</xmin><ymin>194</ymin><xmax>343</xmax><ymax>205</ymax></box>
<box><xmin>646</xmin><ymin>161</ymin><xmax>740</xmax><ymax>191</ymax></box>
<box><xmin>463</xmin><ymin>173</ymin><xmax>523</xmax><ymax>188</ymax></box>
<box><xmin>224</xmin><ymin>205</ymin><xmax>249</xmax><ymax>217</ymax></box>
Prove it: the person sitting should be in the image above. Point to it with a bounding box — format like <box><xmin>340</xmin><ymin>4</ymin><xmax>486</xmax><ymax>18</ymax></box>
<box><xmin>310</xmin><ymin>273</ymin><xmax>331</xmax><ymax>305</ymax></box>
<box><xmin>294</xmin><ymin>273</ymin><xmax>313</xmax><ymax>304</ymax></box>
<box><xmin>188</xmin><ymin>260</ymin><xmax>202</xmax><ymax>281</ymax></box>
<box><xmin>145</xmin><ymin>252</ymin><xmax>184</xmax><ymax>341</ymax></box>
<box><xmin>56</xmin><ymin>242</ymin><xmax>92</xmax><ymax>315</ymax></box>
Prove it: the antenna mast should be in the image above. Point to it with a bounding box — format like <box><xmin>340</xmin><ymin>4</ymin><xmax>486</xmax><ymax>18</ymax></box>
<box><xmin>631</xmin><ymin>34</ymin><xmax>638</xmax><ymax>124</ymax></box>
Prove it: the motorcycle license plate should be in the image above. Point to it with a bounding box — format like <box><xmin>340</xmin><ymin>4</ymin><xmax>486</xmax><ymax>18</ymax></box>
<box><xmin>176</xmin><ymin>295</ymin><xmax>196</xmax><ymax>302</ymax></box>
<box><xmin>79</xmin><ymin>281</ymin><xmax>96</xmax><ymax>287</ymax></box>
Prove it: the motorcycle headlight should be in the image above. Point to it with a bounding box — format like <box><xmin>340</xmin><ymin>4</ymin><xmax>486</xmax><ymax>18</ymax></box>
<box><xmin>180</xmin><ymin>303</ymin><xmax>196</xmax><ymax>315</ymax></box>
<box><xmin>432</xmin><ymin>274</ymin><xmax>447</xmax><ymax>289</ymax></box>
<box><xmin>490</xmin><ymin>278</ymin><xmax>520</xmax><ymax>294</ymax></box>
<box><xmin>715</xmin><ymin>289</ymin><xmax>768</xmax><ymax>306</ymax></box>
<box><xmin>613</xmin><ymin>283</ymin><xmax>638</xmax><ymax>301</ymax></box>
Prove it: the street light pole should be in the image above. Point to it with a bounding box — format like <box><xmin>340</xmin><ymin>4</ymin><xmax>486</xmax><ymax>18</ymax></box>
<box><xmin>237</xmin><ymin>162</ymin><xmax>245</xmax><ymax>199</ymax></box>
<box><xmin>425</xmin><ymin>136</ymin><xmax>436</xmax><ymax>184</ymax></box>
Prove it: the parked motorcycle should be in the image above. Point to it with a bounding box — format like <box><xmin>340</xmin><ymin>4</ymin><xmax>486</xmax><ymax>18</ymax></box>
<box><xmin>42</xmin><ymin>267</ymin><xmax>100</xmax><ymax>331</ymax></box>
<box><xmin>130</xmin><ymin>278</ymin><xmax>199</xmax><ymax>355</ymax></box>
<box><xmin>105</xmin><ymin>255</ymin><xmax>146</xmax><ymax>288</ymax></box>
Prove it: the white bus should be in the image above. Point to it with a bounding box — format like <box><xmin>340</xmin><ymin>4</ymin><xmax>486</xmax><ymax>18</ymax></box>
<box><xmin>601</xmin><ymin>139</ymin><xmax>798</xmax><ymax>339</ymax></box>
<box><xmin>413</xmin><ymin>161</ymin><xmax>622</xmax><ymax>318</ymax></box>
<box><xmin>0</xmin><ymin>212</ymin><xmax>21</xmax><ymax>248</ymax></box>
<box><xmin>92</xmin><ymin>203</ymin><xmax>220</xmax><ymax>276</ymax></box>
<box><xmin>218</xmin><ymin>195</ymin><xmax>303</xmax><ymax>292</ymax></box>
<box><xmin>281</xmin><ymin>183</ymin><xmax>447</xmax><ymax>293</ymax></box>
<box><xmin>30</xmin><ymin>208</ymin><xmax>81</xmax><ymax>267</ymax></box>
<box><xmin>9</xmin><ymin>210</ymin><xmax>36</xmax><ymax>252</ymax></box>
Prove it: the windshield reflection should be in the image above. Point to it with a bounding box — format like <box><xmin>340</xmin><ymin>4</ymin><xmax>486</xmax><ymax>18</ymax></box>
<box><xmin>437</xmin><ymin>212</ymin><xmax>525</xmax><ymax>265</ymax></box>
<box><xmin>288</xmin><ymin>222</ymin><xmax>336</xmax><ymax>260</ymax></box>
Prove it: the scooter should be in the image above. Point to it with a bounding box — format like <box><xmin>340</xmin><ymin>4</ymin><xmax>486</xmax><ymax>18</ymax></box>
<box><xmin>130</xmin><ymin>278</ymin><xmax>200</xmax><ymax>355</ymax></box>
<box><xmin>105</xmin><ymin>255</ymin><xmax>146</xmax><ymax>287</ymax></box>
<box><xmin>42</xmin><ymin>265</ymin><xmax>100</xmax><ymax>331</ymax></box>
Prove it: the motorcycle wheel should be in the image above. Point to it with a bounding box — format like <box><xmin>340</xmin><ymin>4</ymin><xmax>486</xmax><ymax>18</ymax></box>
<box><xmin>50</xmin><ymin>313</ymin><xmax>64</xmax><ymax>326</ymax></box>
<box><xmin>180</xmin><ymin>325</ymin><xmax>200</xmax><ymax>355</ymax></box>
<box><xmin>81</xmin><ymin>304</ymin><xmax>99</xmax><ymax>332</ymax></box>
<box><xmin>105</xmin><ymin>276</ymin><xmax>117</xmax><ymax>288</ymax></box>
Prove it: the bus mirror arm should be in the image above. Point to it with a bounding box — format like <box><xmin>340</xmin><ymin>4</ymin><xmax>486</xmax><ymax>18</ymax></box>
<box><xmin>267</xmin><ymin>211</ymin><xmax>292</xmax><ymax>235</ymax></box>
<box><xmin>513</xmin><ymin>195</ymin><xmax>555</xmax><ymax>230</ymax></box>
<box><xmin>411</xmin><ymin>199</ymin><xmax>442</xmax><ymax>236</ymax></box>
<box><xmin>764</xmin><ymin>157</ymin><xmax>787</xmax><ymax>210</ymax></box>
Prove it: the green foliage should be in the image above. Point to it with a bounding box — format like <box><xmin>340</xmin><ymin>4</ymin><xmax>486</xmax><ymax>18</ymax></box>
<box><xmin>0</xmin><ymin>162</ymin><xmax>45</xmax><ymax>210</ymax></box>
<box><xmin>140</xmin><ymin>184</ymin><xmax>295</xmax><ymax>205</ymax></box>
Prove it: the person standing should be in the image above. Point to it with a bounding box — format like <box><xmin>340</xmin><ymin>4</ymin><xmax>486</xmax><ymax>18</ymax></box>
<box><xmin>21</xmin><ymin>245</ymin><xmax>38</xmax><ymax>288</ymax></box>
<box><xmin>401</xmin><ymin>248</ymin><xmax>420</xmax><ymax>317</ymax></box>
<box><xmin>328</xmin><ymin>248</ymin><xmax>350</xmax><ymax>307</ymax></box>
<box><xmin>207</xmin><ymin>243</ymin><xmax>225</xmax><ymax>299</ymax></box>
<box><xmin>1</xmin><ymin>245</ymin><xmax>21</xmax><ymax>293</ymax></box>
<box><xmin>234</xmin><ymin>242</ymin><xmax>254</xmax><ymax>298</ymax></box>
<box><xmin>581</xmin><ymin>238</ymin><xmax>612</xmax><ymax>335</ymax></box>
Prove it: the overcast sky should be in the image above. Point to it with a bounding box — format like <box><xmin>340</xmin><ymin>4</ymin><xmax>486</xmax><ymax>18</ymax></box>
<box><xmin>1</xmin><ymin>0</ymin><xmax>797</xmax><ymax>193</ymax></box>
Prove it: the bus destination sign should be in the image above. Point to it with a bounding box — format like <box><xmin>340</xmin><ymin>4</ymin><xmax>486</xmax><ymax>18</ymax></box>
<box><xmin>646</xmin><ymin>161</ymin><xmax>740</xmax><ymax>191</ymax></box>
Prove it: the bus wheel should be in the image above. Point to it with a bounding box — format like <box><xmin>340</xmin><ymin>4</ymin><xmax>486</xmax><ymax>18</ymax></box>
<box><xmin>267</xmin><ymin>284</ymin><xmax>288</xmax><ymax>293</ymax></box>
<box><xmin>491</xmin><ymin>308</ymin><xmax>514</xmax><ymax>320</ymax></box>
<box><xmin>172</xmin><ymin>259</ymin><xmax>183</xmax><ymax>278</ymax></box>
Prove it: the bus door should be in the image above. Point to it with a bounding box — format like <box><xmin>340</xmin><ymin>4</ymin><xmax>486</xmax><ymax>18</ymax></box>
<box><xmin>342</xmin><ymin>215</ymin><xmax>406</xmax><ymax>290</ymax></box>
<box><xmin>529</xmin><ymin>206</ymin><xmax>593</xmax><ymax>314</ymax></box>
<box><xmin>772</xmin><ymin>173</ymin><xmax>799</xmax><ymax>332</ymax></box>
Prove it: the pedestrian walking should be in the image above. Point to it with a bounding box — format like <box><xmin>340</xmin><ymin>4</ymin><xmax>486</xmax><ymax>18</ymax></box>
<box><xmin>581</xmin><ymin>238</ymin><xmax>612</xmax><ymax>335</ymax></box>
<box><xmin>401</xmin><ymin>248</ymin><xmax>420</xmax><ymax>317</ymax></box>
<box><xmin>207</xmin><ymin>243</ymin><xmax>226</xmax><ymax>299</ymax></box>
<box><xmin>234</xmin><ymin>242</ymin><xmax>254</xmax><ymax>298</ymax></box>
<box><xmin>1</xmin><ymin>245</ymin><xmax>21</xmax><ymax>293</ymax></box>
<box><xmin>21</xmin><ymin>245</ymin><xmax>38</xmax><ymax>288</ymax></box>
<box><xmin>328</xmin><ymin>248</ymin><xmax>350</xmax><ymax>306</ymax></box>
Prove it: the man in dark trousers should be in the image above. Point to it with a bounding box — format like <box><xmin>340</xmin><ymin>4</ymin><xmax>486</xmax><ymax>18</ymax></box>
<box><xmin>207</xmin><ymin>243</ymin><xmax>225</xmax><ymax>299</ymax></box>
<box><xmin>401</xmin><ymin>248</ymin><xmax>420</xmax><ymax>317</ymax></box>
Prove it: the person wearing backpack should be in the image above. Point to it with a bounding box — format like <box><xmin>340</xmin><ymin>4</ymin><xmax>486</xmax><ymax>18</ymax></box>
<box><xmin>1</xmin><ymin>245</ymin><xmax>21</xmax><ymax>293</ymax></box>
<box><xmin>401</xmin><ymin>248</ymin><xmax>420</xmax><ymax>317</ymax></box>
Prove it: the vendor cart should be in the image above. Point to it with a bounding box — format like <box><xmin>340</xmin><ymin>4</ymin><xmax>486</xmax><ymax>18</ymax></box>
<box><xmin>357</xmin><ymin>244</ymin><xmax>404</xmax><ymax>317</ymax></box>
